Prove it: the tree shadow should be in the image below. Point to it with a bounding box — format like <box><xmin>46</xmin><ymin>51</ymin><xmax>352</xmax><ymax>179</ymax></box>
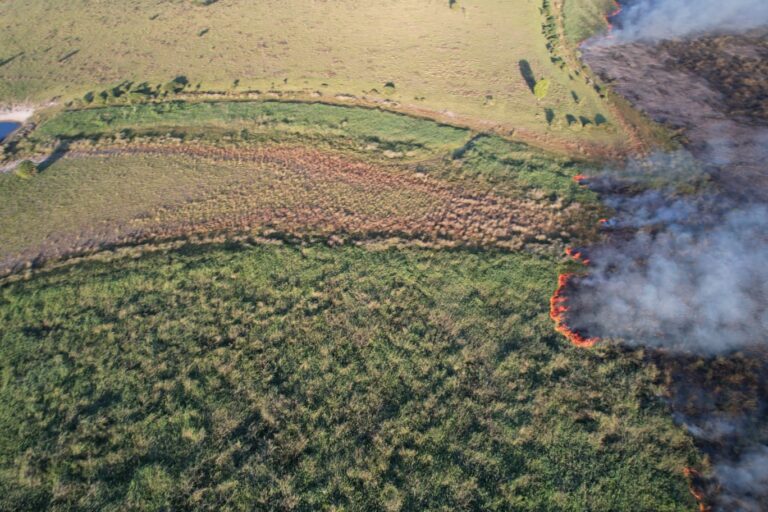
<box><xmin>519</xmin><ymin>60</ymin><xmax>536</xmax><ymax>93</ymax></box>
<box><xmin>545</xmin><ymin>108</ymin><xmax>555</xmax><ymax>125</ymax></box>
<box><xmin>38</xmin><ymin>141</ymin><xmax>70</xmax><ymax>172</ymax></box>
<box><xmin>0</xmin><ymin>52</ymin><xmax>24</xmax><ymax>69</ymax></box>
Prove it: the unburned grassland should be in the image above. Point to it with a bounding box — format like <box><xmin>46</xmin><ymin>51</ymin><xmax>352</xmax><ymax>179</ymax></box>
<box><xmin>0</xmin><ymin>0</ymin><xmax>626</xmax><ymax>149</ymax></box>
<box><xmin>0</xmin><ymin>102</ymin><xmax>600</xmax><ymax>276</ymax></box>
<box><xmin>0</xmin><ymin>244</ymin><xmax>700</xmax><ymax>511</ymax></box>
<box><xmin>0</xmin><ymin>142</ymin><xmax>596</xmax><ymax>277</ymax></box>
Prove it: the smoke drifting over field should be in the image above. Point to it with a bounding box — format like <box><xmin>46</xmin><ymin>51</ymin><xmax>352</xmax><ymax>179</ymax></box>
<box><xmin>579</xmin><ymin>2</ymin><xmax>768</xmax><ymax>507</ymax></box>
<box><xmin>569</xmin><ymin>155</ymin><xmax>768</xmax><ymax>354</ymax></box>
<box><xmin>715</xmin><ymin>445</ymin><xmax>768</xmax><ymax>511</ymax></box>
<box><xmin>567</xmin><ymin>152</ymin><xmax>768</xmax><ymax>509</ymax></box>
<box><xmin>608</xmin><ymin>0</ymin><xmax>768</xmax><ymax>42</ymax></box>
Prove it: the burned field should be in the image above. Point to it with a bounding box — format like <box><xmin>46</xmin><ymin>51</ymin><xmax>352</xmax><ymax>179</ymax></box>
<box><xmin>583</xmin><ymin>27</ymin><xmax>768</xmax><ymax>201</ymax></box>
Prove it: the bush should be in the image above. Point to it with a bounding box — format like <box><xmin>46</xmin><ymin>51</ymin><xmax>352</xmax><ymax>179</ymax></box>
<box><xmin>162</xmin><ymin>76</ymin><xmax>189</xmax><ymax>95</ymax></box>
<box><xmin>14</xmin><ymin>160</ymin><xmax>38</xmax><ymax>179</ymax></box>
<box><xmin>534</xmin><ymin>78</ymin><xmax>550</xmax><ymax>100</ymax></box>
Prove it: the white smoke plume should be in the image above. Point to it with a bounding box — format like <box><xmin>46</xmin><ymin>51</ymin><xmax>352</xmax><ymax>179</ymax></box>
<box><xmin>715</xmin><ymin>445</ymin><xmax>768</xmax><ymax>512</ymax></box>
<box><xmin>608</xmin><ymin>0</ymin><xmax>768</xmax><ymax>42</ymax></box>
<box><xmin>568</xmin><ymin>155</ymin><xmax>768</xmax><ymax>354</ymax></box>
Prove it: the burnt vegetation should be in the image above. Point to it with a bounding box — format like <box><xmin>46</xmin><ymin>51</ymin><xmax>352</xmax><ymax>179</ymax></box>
<box><xmin>661</xmin><ymin>35</ymin><xmax>768</xmax><ymax>123</ymax></box>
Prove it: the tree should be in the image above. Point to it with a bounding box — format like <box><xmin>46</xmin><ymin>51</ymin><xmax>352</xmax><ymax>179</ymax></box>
<box><xmin>534</xmin><ymin>78</ymin><xmax>550</xmax><ymax>100</ymax></box>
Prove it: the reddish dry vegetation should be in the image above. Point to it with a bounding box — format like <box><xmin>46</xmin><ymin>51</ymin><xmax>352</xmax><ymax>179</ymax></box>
<box><xmin>4</xmin><ymin>143</ymin><xmax>571</xmax><ymax>275</ymax></box>
<box><xmin>115</xmin><ymin>144</ymin><xmax>564</xmax><ymax>247</ymax></box>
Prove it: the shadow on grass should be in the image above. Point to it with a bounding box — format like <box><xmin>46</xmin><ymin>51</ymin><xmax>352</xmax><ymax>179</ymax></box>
<box><xmin>38</xmin><ymin>142</ymin><xmax>71</xmax><ymax>172</ymax></box>
<box><xmin>519</xmin><ymin>60</ymin><xmax>536</xmax><ymax>93</ymax></box>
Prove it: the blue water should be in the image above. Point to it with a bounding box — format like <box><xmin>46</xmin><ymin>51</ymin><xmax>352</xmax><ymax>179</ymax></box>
<box><xmin>0</xmin><ymin>122</ymin><xmax>20</xmax><ymax>141</ymax></box>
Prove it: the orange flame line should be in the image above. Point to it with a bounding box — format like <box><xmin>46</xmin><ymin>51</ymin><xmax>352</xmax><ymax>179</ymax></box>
<box><xmin>605</xmin><ymin>1</ymin><xmax>623</xmax><ymax>31</ymax></box>
<box><xmin>550</xmin><ymin>249</ymin><xmax>599</xmax><ymax>347</ymax></box>
<box><xmin>550</xmin><ymin>273</ymin><xmax>599</xmax><ymax>348</ymax></box>
<box><xmin>683</xmin><ymin>467</ymin><xmax>712</xmax><ymax>512</ymax></box>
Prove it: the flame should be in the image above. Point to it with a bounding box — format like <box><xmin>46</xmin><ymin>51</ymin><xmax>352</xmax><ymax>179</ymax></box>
<box><xmin>550</xmin><ymin>249</ymin><xmax>599</xmax><ymax>347</ymax></box>
<box><xmin>683</xmin><ymin>467</ymin><xmax>711</xmax><ymax>512</ymax></box>
<box><xmin>573</xmin><ymin>174</ymin><xmax>588</xmax><ymax>184</ymax></box>
<box><xmin>565</xmin><ymin>246</ymin><xmax>590</xmax><ymax>265</ymax></box>
<box><xmin>605</xmin><ymin>1</ymin><xmax>623</xmax><ymax>31</ymax></box>
<box><xmin>550</xmin><ymin>273</ymin><xmax>599</xmax><ymax>348</ymax></box>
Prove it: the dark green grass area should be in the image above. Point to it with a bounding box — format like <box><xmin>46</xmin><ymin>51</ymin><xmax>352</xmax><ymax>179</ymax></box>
<box><xmin>23</xmin><ymin>101</ymin><xmax>595</xmax><ymax>204</ymax></box>
<box><xmin>32</xmin><ymin>101</ymin><xmax>470</xmax><ymax>154</ymax></box>
<box><xmin>0</xmin><ymin>244</ymin><xmax>698</xmax><ymax>511</ymax></box>
<box><xmin>441</xmin><ymin>135</ymin><xmax>591</xmax><ymax>202</ymax></box>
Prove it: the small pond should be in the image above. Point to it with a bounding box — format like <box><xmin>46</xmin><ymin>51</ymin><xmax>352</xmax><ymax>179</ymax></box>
<box><xmin>0</xmin><ymin>122</ymin><xmax>20</xmax><ymax>142</ymax></box>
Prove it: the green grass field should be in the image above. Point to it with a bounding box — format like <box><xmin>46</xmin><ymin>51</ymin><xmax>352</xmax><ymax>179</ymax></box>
<box><xmin>0</xmin><ymin>0</ymin><xmax>627</xmax><ymax>149</ymax></box>
<box><xmin>0</xmin><ymin>244</ymin><xmax>699</xmax><ymax>511</ymax></box>
<box><xmin>30</xmin><ymin>101</ymin><xmax>470</xmax><ymax>154</ymax></box>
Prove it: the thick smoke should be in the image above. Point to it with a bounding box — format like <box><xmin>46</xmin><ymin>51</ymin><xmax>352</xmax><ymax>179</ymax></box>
<box><xmin>568</xmin><ymin>154</ymin><xmax>768</xmax><ymax>354</ymax></box>
<box><xmin>608</xmin><ymin>0</ymin><xmax>768</xmax><ymax>42</ymax></box>
<box><xmin>715</xmin><ymin>445</ymin><xmax>768</xmax><ymax>512</ymax></box>
<box><xmin>568</xmin><ymin>151</ymin><xmax>768</xmax><ymax>505</ymax></box>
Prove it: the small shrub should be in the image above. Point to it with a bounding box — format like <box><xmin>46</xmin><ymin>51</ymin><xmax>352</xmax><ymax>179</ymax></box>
<box><xmin>534</xmin><ymin>78</ymin><xmax>550</xmax><ymax>100</ymax></box>
<box><xmin>15</xmin><ymin>160</ymin><xmax>38</xmax><ymax>179</ymax></box>
<box><xmin>162</xmin><ymin>76</ymin><xmax>189</xmax><ymax>95</ymax></box>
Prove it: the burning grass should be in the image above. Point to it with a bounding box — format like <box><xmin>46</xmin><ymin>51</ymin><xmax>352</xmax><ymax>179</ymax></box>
<box><xmin>549</xmin><ymin>246</ymin><xmax>600</xmax><ymax>348</ymax></box>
